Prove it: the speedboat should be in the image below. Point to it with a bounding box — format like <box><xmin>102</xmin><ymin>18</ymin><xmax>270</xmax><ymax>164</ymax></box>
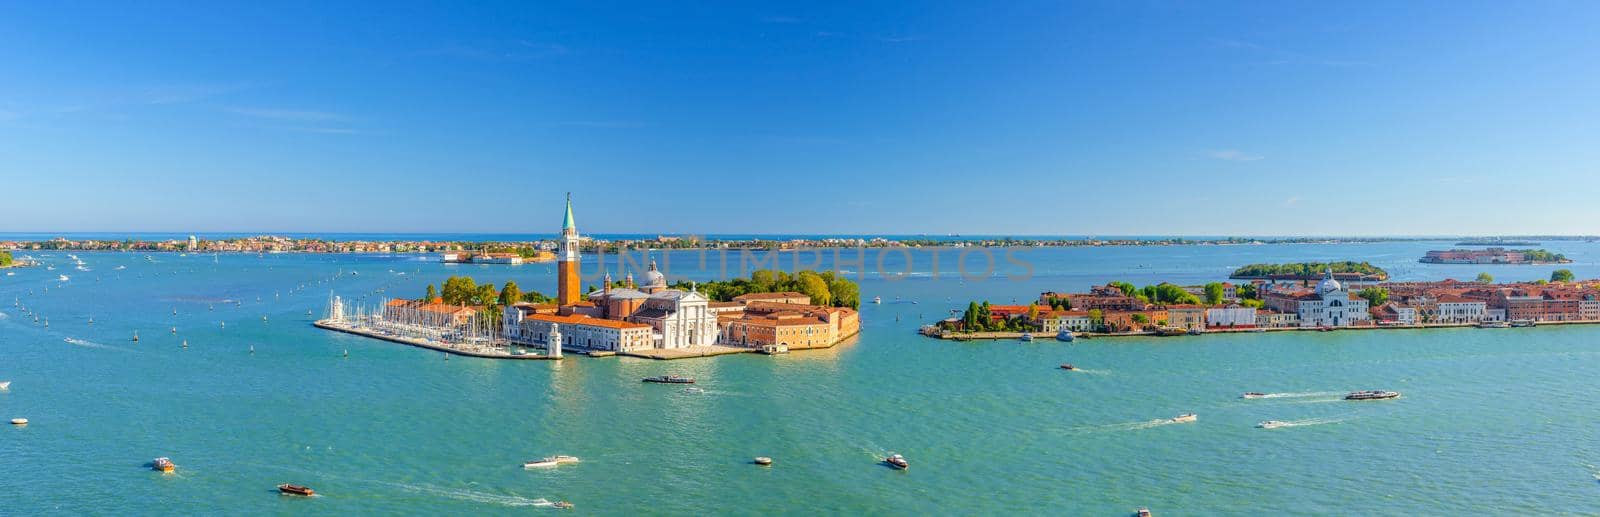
<box><xmin>0</xmin><ymin>381</ymin><xmax>10</xmax><ymax>390</ymax></box>
<box><xmin>277</xmin><ymin>483</ymin><xmax>315</xmax><ymax>496</ymax></box>
<box><xmin>1019</xmin><ymin>333</ymin><xmax>1034</xmax><ymax>342</ymax></box>
<box><xmin>1257</xmin><ymin>420</ymin><xmax>1289</xmax><ymax>429</ymax></box>
<box><xmin>753</xmin><ymin>456</ymin><xmax>774</xmax><ymax>466</ymax></box>
<box><xmin>549</xmin><ymin>455</ymin><xmax>580</xmax><ymax>465</ymax></box>
<box><xmin>1169</xmin><ymin>413</ymin><xmax>1198</xmax><ymax>424</ymax></box>
<box><xmin>57</xmin><ymin>275</ymin><xmax>69</xmax><ymax>282</ymax></box>
<box><xmin>153</xmin><ymin>457</ymin><xmax>176</xmax><ymax>472</ymax></box>
<box><xmin>553</xmin><ymin>501</ymin><xmax>574</xmax><ymax>509</ymax></box>
<box><xmin>884</xmin><ymin>453</ymin><xmax>909</xmax><ymax>470</ymax></box>
<box><xmin>1136</xmin><ymin>508</ymin><xmax>1152</xmax><ymax>517</ymax></box>
<box><xmin>1055</xmin><ymin>330</ymin><xmax>1074</xmax><ymax>342</ymax></box>
<box><xmin>1345</xmin><ymin>390</ymin><xmax>1400</xmax><ymax>401</ymax></box>
<box><xmin>643</xmin><ymin>375</ymin><xmax>695</xmax><ymax>384</ymax></box>
<box><xmin>523</xmin><ymin>458</ymin><xmax>560</xmax><ymax>468</ymax></box>
<box><xmin>10</xmin><ymin>418</ymin><xmax>26</xmax><ymax>425</ymax></box>
<box><xmin>873</xmin><ymin>296</ymin><xmax>882</xmax><ymax>304</ymax></box>
<box><xmin>1059</xmin><ymin>364</ymin><xmax>1077</xmax><ymax>371</ymax></box>
<box><xmin>1241</xmin><ymin>392</ymin><xmax>1266</xmax><ymax>399</ymax></box>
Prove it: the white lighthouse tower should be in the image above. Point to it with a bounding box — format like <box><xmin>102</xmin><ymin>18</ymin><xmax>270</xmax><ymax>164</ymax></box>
<box><xmin>547</xmin><ymin>323</ymin><xmax>563</xmax><ymax>359</ymax></box>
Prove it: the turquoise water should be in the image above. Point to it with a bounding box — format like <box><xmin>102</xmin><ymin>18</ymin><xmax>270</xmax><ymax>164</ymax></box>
<box><xmin>5</xmin><ymin>243</ymin><xmax>1600</xmax><ymax>514</ymax></box>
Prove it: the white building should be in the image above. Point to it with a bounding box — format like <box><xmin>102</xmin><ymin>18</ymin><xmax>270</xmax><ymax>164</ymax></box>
<box><xmin>1296</xmin><ymin>270</ymin><xmax>1369</xmax><ymax>327</ymax></box>
<box><xmin>1205</xmin><ymin>306</ymin><xmax>1258</xmax><ymax>328</ymax></box>
<box><xmin>1434</xmin><ymin>295</ymin><xmax>1487</xmax><ymax>323</ymax></box>
<box><xmin>630</xmin><ymin>289</ymin><xmax>719</xmax><ymax>349</ymax></box>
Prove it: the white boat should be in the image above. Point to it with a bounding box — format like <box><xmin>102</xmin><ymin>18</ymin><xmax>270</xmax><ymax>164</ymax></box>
<box><xmin>1169</xmin><ymin>413</ymin><xmax>1198</xmax><ymax>424</ymax></box>
<box><xmin>0</xmin><ymin>381</ymin><xmax>10</xmax><ymax>390</ymax></box>
<box><xmin>523</xmin><ymin>455</ymin><xmax>579</xmax><ymax>468</ymax></box>
<box><xmin>884</xmin><ymin>453</ymin><xmax>909</xmax><ymax>470</ymax></box>
<box><xmin>57</xmin><ymin>275</ymin><xmax>69</xmax><ymax>282</ymax></box>
<box><xmin>1019</xmin><ymin>333</ymin><xmax>1034</xmax><ymax>341</ymax></box>
<box><xmin>10</xmin><ymin>418</ymin><xmax>26</xmax><ymax>425</ymax></box>
<box><xmin>873</xmin><ymin>296</ymin><xmax>882</xmax><ymax>304</ymax></box>
<box><xmin>1257</xmin><ymin>420</ymin><xmax>1289</xmax><ymax>429</ymax></box>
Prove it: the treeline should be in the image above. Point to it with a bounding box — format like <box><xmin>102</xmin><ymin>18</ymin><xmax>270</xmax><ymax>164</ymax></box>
<box><xmin>421</xmin><ymin>276</ymin><xmax>555</xmax><ymax>307</ymax></box>
<box><xmin>666</xmin><ymin>269</ymin><xmax>860</xmax><ymax>309</ymax></box>
<box><xmin>0</xmin><ymin>251</ymin><xmax>12</xmax><ymax>266</ymax></box>
<box><xmin>1229</xmin><ymin>261</ymin><xmax>1387</xmax><ymax>279</ymax></box>
<box><xmin>1520</xmin><ymin>249</ymin><xmax>1570</xmax><ymax>263</ymax></box>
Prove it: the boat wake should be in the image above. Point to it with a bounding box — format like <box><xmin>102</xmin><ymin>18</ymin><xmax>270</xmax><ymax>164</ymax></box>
<box><xmin>1070</xmin><ymin>418</ymin><xmax>1185</xmax><ymax>434</ymax></box>
<box><xmin>63</xmin><ymin>337</ymin><xmax>129</xmax><ymax>352</ymax></box>
<box><xmin>1260</xmin><ymin>416</ymin><xmax>1351</xmax><ymax>429</ymax></box>
<box><xmin>383</xmin><ymin>481</ymin><xmax>552</xmax><ymax>507</ymax></box>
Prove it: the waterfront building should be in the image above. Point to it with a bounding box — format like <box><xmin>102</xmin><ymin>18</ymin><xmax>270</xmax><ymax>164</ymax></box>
<box><xmin>719</xmin><ymin>301</ymin><xmax>860</xmax><ymax>349</ymax></box>
<box><xmin>1258</xmin><ymin>309</ymin><xmax>1299</xmax><ymax>328</ymax></box>
<box><xmin>1264</xmin><ymin>270</ymin><xmax>1369</xmax><ymax>327</ymax></box>
<box><xmin>1040</xmin><ymin>310</ymin><xmax>1094</xmax><ymax>333</ymax></box>
<box><xmin>556</xmin><ymin>193</ymin><xmax>582</xmax><ymax>306</ymax></box>
<box><xmin>1205</xmin><ymin>305</ymin><xmax>1258</xmax><ymax>328</ymax></box>
<box><xmin>383</xmin><ymin>298</ymin><xmax>481</xmax><ymax>327</ymax></box>
<box><xmin>503</xmin><ymin>311</ymin><xmax>653</xmax><ymax>352</ymax></box>
<box><xmin>1165</xmin><ymin>305</ymin><xmax>1207</xmax><ymax>331</ymax></box>
<box><xmin>1434</xmin><ymin>295</ymin><xmax>1487</xmax><ymax>323</ymax></box>
<box><xmin>732</xmin><ymin>292</ymin><xmax>812</xmax><ymax>305</ymax></box>
<box><xmin>1372</xmin><ymin>303</ymin><xmax>1417</xmax><ymax>325</ymax></box>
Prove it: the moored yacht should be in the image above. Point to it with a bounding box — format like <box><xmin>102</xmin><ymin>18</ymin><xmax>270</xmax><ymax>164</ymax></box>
<box><xmin>1476</xmin><ymin>321</ymin><xmax>1509</xmax><ymax>329</ymax></box>
<box><xmin>1055</xmin><ymin>330</ymin><xmax>1074</xmax><ymax>342</ymax></box>
<box><xmin>1344</xmin><ymin>390</ymin><xmax>1400</xmax><ymax>401</ymax></box>
<box><xmin>1019</xmin><ymin>333</ymin><xmax>1034</xmax><ymax>342</ymax></box>
<box><xmin>1510</xmin><ymin>319</ymin><xmax>1536</xmax><ymax>328</ymax></box>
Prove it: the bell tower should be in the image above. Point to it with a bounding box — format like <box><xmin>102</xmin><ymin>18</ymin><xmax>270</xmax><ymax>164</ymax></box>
<box><xmin>556</xmin><ymin>193</ymin><xmax>582</xmax><ymax>306</ymax></box>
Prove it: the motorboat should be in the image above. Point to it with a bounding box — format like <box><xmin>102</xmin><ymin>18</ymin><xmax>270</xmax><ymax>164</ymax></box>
<box><xmin>10</xmin><ymin>418</ymin><xmax>26</xmax><ymax>425</ymax></box>
<box><xmin>0</xmin><ymin>381</ymin><xmax>10</xmax><ymax>390</ymax></box>
<box><xmin>523</xmin><ymin>458</ymin><xmax>560</xmax><ymax>468</ymax></box>
<box><xmin>153</xmin><ymin>457</ymin><xmax>176</xmax><ymax>472</ymax></box>
<box><xmin>1169</xmin><ymin>413</ymin><xmax>1198</xmax><ymax>424</ymax></box>
<box><xmin>873</xmin><ymin>296</ymin><xmax>882</xmax><ymax>304</ymax></box>
<box><xmin>753</xmin><ymin>456</ymin><xmax>774</xmax><ymax>466</ymax></box>
<box><xmin>1055</xmin><ymin>330</ymin><xmax>1075</xmax><ymax>342</ymax></box>
<box><xmin>1241</xmin><ymin>392</ymin><xmax>1266</xmax><ymax>399</ymax></box>
<box><xmin>277</xmin><ymin>483</ymin><xmax>315</xmax><ymax>496</ymax></box>
<box><xmin>1316</xmin><ymin>326</ymin><xmax>1334</xmax><ymax>332</ymax></box>
<box><xmin>1345</xmin><ymin>390</ymin><xmax>1400</xmax><ymax>401</ymax></box>
<box><xmin>57</xmin><ymin>275</ymin><xmax>69</xmax><ymax>282</ymax></box>
<box><xmin>1136</xmin><ymin>508</ymin><xmax>1152</xmax><ymax>517</ymax></box>
<box><xmin>642</xmin><ymin>375</ymin><xmax>695</xmax><ymax>384</ymax></box>
<box><xmin>1059</xmin><ymin>364</ymin><xmax>1077</xmax><ymax>371</ymax></box>
<box><xmin>1019</xmin><ymin>333</ymin><xmax>1034</xmax><ymax>342</ymax></box>
<box><xmin>553</xmin><ymin>501</ymin><xmax>574</xmax><ymax>509</ymax></box>
<box><xmin>1257</xmin><ymin>420</ymin><xmax>1289</xmax><ymax>429</ymax></box>
<box><xmin>760</xmin><ymin>343</ymin><xmax>789</xmax><ymax>355</ymax></box>
<box><xmin>1476</xmin><ymin>321</ymin><xmax>1510</xmax><ymax>328</ymax></box>
<box><xmin>884</xmin><ymin>453</ymin><xmax>909</xmax><ymax>470</ymax></box>
<box><xmin>1510</xmin><ymin>319</ymin><xmax>1536</xmax><ymax>328</ymax></box>
<box><xmin>549</xmin><ymin>455</ymin><xmax>580</xmax><ymax>465</ymax></box>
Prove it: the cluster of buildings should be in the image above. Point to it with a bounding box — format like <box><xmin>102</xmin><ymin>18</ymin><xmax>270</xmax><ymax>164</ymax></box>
<box><xmin>2</xmin><ymin>235</ymin><xmax>466</xmax><ymax>254</ymax></box>
<box><xmin>1419</xmin><ymin>247</ymin><xmax>1569</xmax><ymax>264</ymax></box>
<box><xmin>974</xmin><ymin>270</ymin><xmax>1600</xmax><ymax>334</ymax></box>
<box><xmin>439</xmin><ymin>251</ymin><xmax>555</xmax><ymax>264</ymax></box>
<box><xmin>490</xmin><ymin>196</ymin><xmax>859</xmax><ymax>355</ymax></box>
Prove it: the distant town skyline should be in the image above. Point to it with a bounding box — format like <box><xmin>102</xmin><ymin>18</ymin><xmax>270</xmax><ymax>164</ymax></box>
<box><xmin>4</xmin><ymin>2</ymin><xmax>1600</xmax><ymax>235</ymax></box>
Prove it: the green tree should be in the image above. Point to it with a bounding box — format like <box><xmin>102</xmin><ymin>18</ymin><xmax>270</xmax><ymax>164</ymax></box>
<box><xmin>1551</xmin><ymin>269</ymin><xmax>1575</xmax><ymax>282</ymax></box>
<box><xmin>1108</xmin><ymin>281</ymin><xmax>1137</xmax><ymax>297</ymax></box>
<box><xmin>441</xmin><ymin>276</ymin><xmax>477</xmax><ymax>305</ymax></box>
<box><xmin>827</xmin><ymin>277</ymin><xmax>860</xmax><ymax>309</ymax></box>
<box><xmin>1235</xmin><ymin>283</ymin><xmax>1258</xmax><ymax>300</ymax></box>
<box><xmin>1203</xmin><ymin>282</ymin><xmax>1225</xmax><ymax>305</ymax></box>
<box><xmin>1087</xmin><ymin>309</ymin><xmax>1104</xmax><ymax>331</ymax></box>
<box><xmin>1357</xmin><ymin>287</ymin><xmax>1389</xmax><ymax>307</ymax></box>
<box><xmin>423</xmin><ymin>284</ymin><xmax>438</xmax><ymax>302</ymax></box>
<box><xmin>473</xmin><ymin>283</ymin><xmax>500</xmax><ymax>306</ymax></box>
<box><xmin>1131</xmin><ymin>313</ymin><xmax>1149</xmax><ymax>327</ymax></box>
<box><xmin>499</xmin><ymin>280</ymin><xmax>523</xmax><ymax>306</ymax></box>
<box><xmin>0</xmin><ymin>251</ymin><xmax>12</xmax><ymax>267</ymax></box>
<box><xmin>795</xmin><ymin>271</ymin><xmax>833</xmax><ymax>307</ymax></box>
<box><xmin>964</xmin><ymin>301</ymin><xmax>982</xmax><ymax>330</ymax></box>
<box><xmin>520</xmin><ymin>291</ymin><xmax>554</xmax><ymax>304</ymax></box>
<box><xmin>1475</xmin><ymin>272</ymin><xmax>1494</xmax><ymax>284</ymax></box>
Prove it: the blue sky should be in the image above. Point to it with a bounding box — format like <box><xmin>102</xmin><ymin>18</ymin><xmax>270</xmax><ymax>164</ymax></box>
<box><xmin>3</xmin><ymin>1</ymin><xmax>1599</xmax><ymax>236</ymax></box>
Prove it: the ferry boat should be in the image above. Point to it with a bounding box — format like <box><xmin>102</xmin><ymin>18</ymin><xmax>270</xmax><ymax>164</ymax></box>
<box><xmin>642</xmin><ymin>375</ymin><xmax>695</xmax><ymax>384</ymax></box>
<box><xmin>884</xmin><ymin>453</ymin><xmax>909</xmax><ymax>470</ymax></box>
<box><xmin>1169</xmin><ymin>413</ymin><xmax>1198</xmax><ymax>424</ymax></box>
<box><xmin>753</xmin><ymin>456</ymin><xmax>774</xmax><ymax>466</ymax></box>
<box><xmin>1059</xmin><ymin>363</ymin><xmax>1077</xmax><ymax>371</ymax></box>
<box><xmin>1055</xmin><ymin>330</ymin><xmax>1075</xmax><ymax>342</ymax></box>
<box><xmin>1241</xmin><ymin>392</ymin><xmax>1266</xmax><ymax>399</ymax></box>
<box><xmin>1476</xmin><ymin>321</ymin><xmax>1510</xmax><ymax>329</ymax></box>
<box><xmin>152</xmin><ymin>457</ymin><xmax>175</xmax><ymax>472</ymax></box>
<box><xmin>277</xmin><ymin>483</ymin><xmax>315</xmax><ymax>496</ymax></box>
<box><xmin>1510</xmin><ymin>319</ymin><xmax>1537</xmax><ymax>328</ymax></box>
<box><xmin>1344</xmin><ymin>390</ymin><xmax>1400</xmax><ymax>401</ymax></box>
<box><xmin>1256</xmin><ymin>420</ymin><xmax>1289</xmax><ymax>429</ymax></box>
<box><xmin>1019</xmin><ymin>333</ymin><xmax>1034</xmax><ymax>342</ymax></box>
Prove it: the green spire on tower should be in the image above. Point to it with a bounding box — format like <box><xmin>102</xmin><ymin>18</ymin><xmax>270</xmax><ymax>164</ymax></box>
<box><xmin>562</xmin><ymin>192</ymin><xmax>576</xmax><ymax>231</ymax></box>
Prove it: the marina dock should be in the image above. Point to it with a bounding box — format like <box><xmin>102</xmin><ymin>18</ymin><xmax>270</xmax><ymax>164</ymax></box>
<box><xmin>314</xmin><ymin>320</ymin><xmax>561</xmax><ymax>360</ymax></box>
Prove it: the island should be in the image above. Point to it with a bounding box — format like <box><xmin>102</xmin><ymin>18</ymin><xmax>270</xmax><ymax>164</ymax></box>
<box><xmin>1228</xmin><ymin>261</ymin><xmax>1388</xmax><ymax>281</ymax></box>
<box><xmin>1419</xmin><ymin>248</ymin><xmax>1570</xmax><ymax>265</ymax></box>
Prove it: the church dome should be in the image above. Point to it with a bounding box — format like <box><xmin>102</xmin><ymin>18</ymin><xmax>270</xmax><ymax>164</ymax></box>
<box><xmin>1317</xmin><ymin>274</ymin><xmax>1342</xmax><ymax>294</ymax></box>
<box><xmin>641</xmin><ymin>261</ymin><xmax>666</xmax><ymax>287</ymax></box>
